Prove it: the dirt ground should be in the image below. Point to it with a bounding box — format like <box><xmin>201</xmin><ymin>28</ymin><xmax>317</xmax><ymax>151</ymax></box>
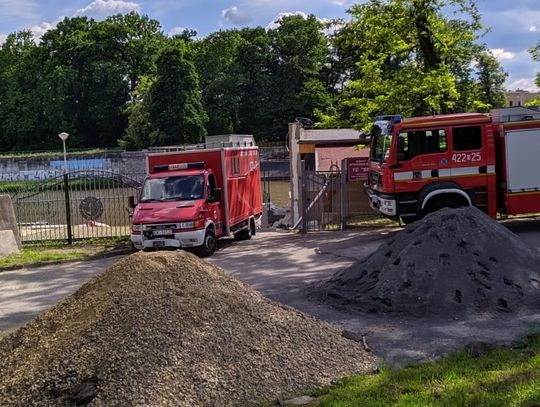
<box><xmin>0</xmin><ymin>251</ymin><xmax>375</xmax><ymax>407</ymax></box>
<box><xmin>210</xmin><ymin>220</ymin><xmax>540</xmax><ymax>366</ymax></box>
<box><xmin>3</xmin><ymin>219</ymin><xmax>540</xmax><ymax>367</ymax></box>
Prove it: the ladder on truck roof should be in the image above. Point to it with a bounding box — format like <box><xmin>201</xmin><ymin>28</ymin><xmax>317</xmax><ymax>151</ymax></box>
<box><xmin>147</xmin><ymin>134</ymin><xmax>256</xmax><ymax>153</ymax></box>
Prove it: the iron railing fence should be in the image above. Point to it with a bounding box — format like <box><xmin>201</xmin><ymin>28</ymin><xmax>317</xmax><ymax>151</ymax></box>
<box><xmin>5</xmin><ymin>169</ymin><xmax>143</xmax><ymax>243</ymax></box>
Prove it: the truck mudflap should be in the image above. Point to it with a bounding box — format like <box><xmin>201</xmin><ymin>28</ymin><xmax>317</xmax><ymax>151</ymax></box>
<box><xmin>131</xmin><ymin>228</ymin><xmax>206</xmax><ymax>250</ymax></box>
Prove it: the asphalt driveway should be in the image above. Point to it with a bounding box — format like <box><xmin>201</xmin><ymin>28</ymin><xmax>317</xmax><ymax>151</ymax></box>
<box><xmin>3</xmin><ymin>219</ymin><xmax>540</xmax><ymax>365</ymax></box>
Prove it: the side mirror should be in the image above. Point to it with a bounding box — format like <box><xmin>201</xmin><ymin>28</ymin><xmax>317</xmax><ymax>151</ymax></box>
<box><xmin>212</xmin><ymin>188</ymin><xmax>222</xmax><ymax>203</ymax></box>
<box><xmin>128</xmin><ymin>195</ymin><xmax>136</xmax><ymax>209</ymax></box>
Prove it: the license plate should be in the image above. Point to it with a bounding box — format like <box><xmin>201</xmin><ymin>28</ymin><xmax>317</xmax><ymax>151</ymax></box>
<box><xmin>152</xmin><ymin>240</ymin><xmax>165</xmax><ymax>247</ymax></box>
<box><xmin>152</xmin><ymin>229</ymin><xmax>172</xmax><ymax>237</ymax></box>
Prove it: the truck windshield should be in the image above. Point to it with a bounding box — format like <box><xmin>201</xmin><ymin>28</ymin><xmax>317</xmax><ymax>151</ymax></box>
<box><xmin>140</xmin><ymin>175</ymin><xmax>204</xmax><ymax>202</ymax></box>
<box><xmin>370</xmin><ymin>121</ymin><xmax>394</xmax><ymax>162</ymax></box>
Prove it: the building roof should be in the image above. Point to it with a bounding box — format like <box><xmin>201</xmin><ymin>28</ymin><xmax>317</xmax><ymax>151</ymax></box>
<box><xmin>299</xmin><ymin>128</ymin><xmax>364</xmax><ymax>144</ymax></box>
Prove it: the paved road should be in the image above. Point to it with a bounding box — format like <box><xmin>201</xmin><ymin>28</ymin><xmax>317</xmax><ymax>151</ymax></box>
<box><xmin>0</xmin><ymin>257</ymin><xmax>120</xmax><ymax>335</ymax></box>
<box><xmin>2</xmin><ymin>218</ymin><xmax>540</xmax><ymax>365</ymax></box>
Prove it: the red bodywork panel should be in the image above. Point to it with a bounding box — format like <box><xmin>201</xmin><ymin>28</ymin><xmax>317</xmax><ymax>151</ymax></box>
<box><xmin>139</xmin><ymin>147</ymin><xmax>263</xmax><ymax>235</ymax></box>
<box><xmin>368</xmin><ymin>113</ymin><xmax>514</xmax><ymax>218</ymax></box>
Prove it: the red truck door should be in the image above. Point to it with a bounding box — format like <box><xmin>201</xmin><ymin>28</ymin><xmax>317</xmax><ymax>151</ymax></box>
<box><xmin>393</xmin><ymin>127</ymin><xmax>449</xmax><ymax>193</ymax></box>
<box><xmin>206</xmin><ymin>172</ymin><xmax>223</xmax><ymax>236</ymax></box>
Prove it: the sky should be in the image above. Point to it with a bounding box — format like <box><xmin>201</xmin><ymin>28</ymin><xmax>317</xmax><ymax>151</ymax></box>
<box><xmin>0</xmin><ymin>0</ymin><xmax>539</xmax><ymax>92</ymax></box>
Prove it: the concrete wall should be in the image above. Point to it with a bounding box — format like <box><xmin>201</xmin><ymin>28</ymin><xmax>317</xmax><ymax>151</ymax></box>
<box><xmin>0</xmin><ymin>151</ymin><xmax>147</xmax><ymax>182</ymax></box>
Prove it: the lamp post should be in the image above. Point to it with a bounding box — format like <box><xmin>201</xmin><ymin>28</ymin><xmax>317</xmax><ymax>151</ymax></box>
<box><xmin>58</xmin><ymin>132</ymin><xmax>72</xmax><ymax>244</ymax></box>
<box><xmin>58</xmin><ymin>132</ymin><xmax>69</xmax><ymax>174</ymax></box>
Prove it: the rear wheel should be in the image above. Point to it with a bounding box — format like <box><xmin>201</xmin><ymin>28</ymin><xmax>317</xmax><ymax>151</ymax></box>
<box><xmin>234</xmin><ymin>224</ymin><xmax>252</xmax><ymax>241</ymax></box>
<box><xmin>423</xmin><ymin>196</ymin><xmax>467</xmax><ymax>216</ymax></box>
<box><xmin>195</xmin><ymin>229</ymin><xmax>217</xmax><ymax>257</ymax></box>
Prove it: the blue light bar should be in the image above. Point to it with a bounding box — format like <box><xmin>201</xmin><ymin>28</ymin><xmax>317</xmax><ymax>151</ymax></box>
<box><xmin>376</xmin><ymin>115</ymin><xmax>402</xmax><ymax>123</ymax></box>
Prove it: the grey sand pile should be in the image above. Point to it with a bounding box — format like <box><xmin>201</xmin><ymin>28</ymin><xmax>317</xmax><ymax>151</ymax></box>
<box><xmin>314</xmin><ymin>207</ymin><xmax>540</xmax><ymax>318</ymax></box>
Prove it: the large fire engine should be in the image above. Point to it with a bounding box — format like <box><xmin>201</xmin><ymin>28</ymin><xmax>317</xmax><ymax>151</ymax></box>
<box><xmin>365</xmin><ymin>106</ymin><xmax>540</xmax><ymax>223</ymax></box>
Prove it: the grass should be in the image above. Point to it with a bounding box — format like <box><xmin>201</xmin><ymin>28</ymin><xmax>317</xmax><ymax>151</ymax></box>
<box><xmin>301</xmin><ymin>332</ymin><xmax>540</xmax><ymax>407</ymax></box>
<box><xmin>0</xmin><ymin>238</ymin><xmax>130</xmax><ymax>269</ymax></box>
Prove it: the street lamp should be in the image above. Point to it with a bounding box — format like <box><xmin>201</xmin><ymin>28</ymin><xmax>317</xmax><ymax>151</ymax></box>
<box><xmin>58</xmin><ymin>132</ymin><xmax>69</xmax><ymax>174</ymax></box>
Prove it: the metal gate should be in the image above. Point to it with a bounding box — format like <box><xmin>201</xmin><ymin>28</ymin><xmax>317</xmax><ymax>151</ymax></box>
<box><xmin>14</xmin><ymin>170</ymin><xmax>141</xmax><ymax>243</ymax></box>
<box><xmin>300</xmin><ymin>167</ymin><xmax>344</xmax><ymax>232</ymax></box>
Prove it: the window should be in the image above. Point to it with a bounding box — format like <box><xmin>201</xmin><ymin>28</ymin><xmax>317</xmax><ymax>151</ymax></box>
<box><xmin>397</xmin><ymin>129</ymin><xmax>447</xmax><ymax>160</ymax></box>
<box><xmin>453</xmin><ymin>126</ymin><xmax>482</xmax><ymax>151</ymax></box>
<box><xmin>207</xmin><ymin>174</ymin><xmax>216</xmax><ymax>199</ymax></box>
<box><xmin>232</xmin><ymin>156</ymin><xmax>240</xmax><ymax>176</ymax></box>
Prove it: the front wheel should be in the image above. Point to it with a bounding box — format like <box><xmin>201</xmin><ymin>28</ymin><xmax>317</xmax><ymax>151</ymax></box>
<box><xmin>195</xmin><ymin>229</ymin><xmax>217</xmax><ymax>258</ymax></box>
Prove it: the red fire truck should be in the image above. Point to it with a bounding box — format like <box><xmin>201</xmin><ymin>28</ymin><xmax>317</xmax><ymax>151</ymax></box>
<box><xmin>365</xmin><ymin>106</ymin><xmax>540</xmax><ymax>223</ymax></box>
<box><xmin>130</xmin><ymin>135</ymin><xmax>263</xmax><ymax>256</ymax></box>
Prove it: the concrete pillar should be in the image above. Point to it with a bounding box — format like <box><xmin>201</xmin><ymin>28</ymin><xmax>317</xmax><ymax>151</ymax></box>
<box><xmin>0</xmin><ymin>194</ymin><xmax>21</xmax><ymax>255</ymax></box>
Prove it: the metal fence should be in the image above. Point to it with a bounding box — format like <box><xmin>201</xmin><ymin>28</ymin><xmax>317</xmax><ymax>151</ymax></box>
<box><xmin>8</xmin><ymin>169</ymin><xmax>142</xmax><ymax>243</ymax></box>
<box><xmin>298</xmin><ymin>164</ymin><xmax>374</xmax><ymax>233</ymax></box>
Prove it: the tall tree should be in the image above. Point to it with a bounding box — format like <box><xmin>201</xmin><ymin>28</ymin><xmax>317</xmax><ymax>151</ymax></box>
<box><xmin>194</xmin><ymin>30</ymin><xmax>244</xmax><ymax>135</ymax></box>
<box><xmin>149</xmin><ymin>45</ymin><xmax>208</xmax><ymax>145</ymax></box>
<box><xmin>266</xmin><ymin>14</ymin><xmax>331</xmax><ymax>138</ymax></box>
<box><xmin>318</xmin><ymin>0</ymin><xmax>487</xmax><ymax>129</ymax></box>
<box><xmin>475</xmin><ymin>51</ymin><xmax>507</xmax><ymax>110</ymax></box>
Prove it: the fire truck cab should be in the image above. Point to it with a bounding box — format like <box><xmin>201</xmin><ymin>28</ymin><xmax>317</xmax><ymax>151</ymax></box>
<box><xmin>366</xmin><ymin>108</ymin><xmax>540</xmax><ymax>222</ymax></box>
<box><xmin>365</xmin><ymin>113</ymin><xmax>498</xmax><ymax>223</ymax></box>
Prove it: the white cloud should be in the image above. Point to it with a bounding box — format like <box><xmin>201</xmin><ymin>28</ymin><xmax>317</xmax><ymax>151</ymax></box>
<box><xmin>0</xmin><ymin>34</ymin><xmax>7</xmax><ymax>45</ymax></box>
<box><xmin>491</xmin><ymin>48</ymin><xmax>516</xmax><ymax>61</ymax></box>
<box><xmin>332</xmin><ymin>0</ymin><xmax>354</xmax><ymax>6</ymax></box>
<box><xmin>74</xmin><ymin>0</ymin><xmax>141</xmax><ymax>19</ymax></box>
<box><xmin>507</xmin><ymin>78</ymin><xmax>540</xmax><ymax>92</ymax></box>
<box><xmin>266</xmin><ymin>11</ymin><xmax>308</xmax><ymax>30</ymax></box>
<box><xmin>221</xmin><ymin>6</ymin><xmax>253</xmax><ymax>25</ymax></box>
<box><xmin>530</xmin><ymin>26</ymin><xmax>538</xmax><ymax>32</ymax></box>
<box><xmin>30</xmin><ymin>21</ymin><xmax>58</xmax><ymax>40</ymax></box>
<box><xmin>169</xmin><ymin>26</ymin><xmax>187</xmax><ymax>36</ymax></box>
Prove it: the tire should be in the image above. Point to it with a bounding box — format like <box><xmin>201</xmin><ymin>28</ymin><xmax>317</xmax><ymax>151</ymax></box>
<box><xmin>234</xmin><ymin>223</ymin><xmax>252</xmax><ymax>241</ymax></box>
<box><xmin>423</xmin><ymin>196</ymin><xmax>466</xmax><ymax>216</ymax></box>
<box><xmin>195</xmin><ymin>229</ymin><xmax>217</xmax><ymax>258</ymax></box>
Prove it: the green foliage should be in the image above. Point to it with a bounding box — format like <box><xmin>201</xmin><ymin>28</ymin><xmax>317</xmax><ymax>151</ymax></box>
<box><xmin>312</xmin><ymin>332</ymin><xmax>540</xmax><ymax>407</ymax></box>
<box><xmin>475</xmin><ymin>51</ymin><xmax>507</xmax><ymax>110</ymax></box>
<box><xmin>318</xmin><ymin>0</ymin><xmax>505</xmax><ymax>130</ymax></box>
<box><xmin>118</xmin><ymin>76</ymin><xmax>163</xmax><ymax>150</ymax></box>
<box><xmin>149</xmin><ymin>45</ymin><xmax>208</xmax><ymax>145</ymax></box>
<box><xmin>265</xmin><ymin>15</ymin><xmax>332</xmax><ymax>138</ymax></box>
<box><xmin>529</xmin><ymin>42</ymin><xmax>540</xmax><ymax>90</ymax></box>
<box><xmin>0</xmin><ymin>3</ymin><xmax>516</xmax><ymax>149</ymax></box>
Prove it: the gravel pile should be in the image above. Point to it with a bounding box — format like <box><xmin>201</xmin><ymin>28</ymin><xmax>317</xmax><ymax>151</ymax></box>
<box><xmin>313</xmin><ymin>207</ymin><xmax>540</xmax><ymax>318</ymax></box>
<box><xmin>0</xmin><ymin>251</ymin><xmax>376</xmax><ymax>407</ymax></box>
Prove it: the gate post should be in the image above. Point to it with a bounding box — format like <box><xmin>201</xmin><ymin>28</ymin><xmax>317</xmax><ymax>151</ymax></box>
<box><xmin>300</xmin><ymin>161</ymin><xmax>308</xmax><ymax>234</ymax></box>
<box><xmin>63</xmin><ymin>173</ymin><xmax>73</xmax><ymax>244</ymax></box>
<box><xmin>340</xmin><ymin>159</ymin><xmax>346</xmax><ymax>230</ymax></box>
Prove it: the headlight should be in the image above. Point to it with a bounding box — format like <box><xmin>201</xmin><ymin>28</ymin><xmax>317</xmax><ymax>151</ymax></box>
<box><xmin>178</xmin><ymin>221</ymin><xmax>194</xmax><ymax>229</ymax></box>
<box><xmin>132</xmin><ymin>224</ymin><xmax>142</xmax><ymax>232</ymax></box>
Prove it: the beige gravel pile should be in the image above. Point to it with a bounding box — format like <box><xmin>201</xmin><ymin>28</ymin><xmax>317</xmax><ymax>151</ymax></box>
<box><xmin>0</xmin><ymin>251</ymin><xmax>376</xmax><ymax>407</ymax></box>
